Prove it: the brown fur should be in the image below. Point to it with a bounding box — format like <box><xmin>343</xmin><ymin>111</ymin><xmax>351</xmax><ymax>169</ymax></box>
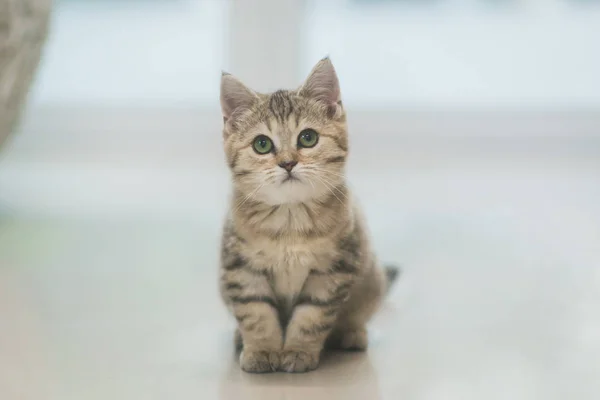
<box><xmin>219</xmin><ymin>58</ymin><xmax>398</xmax><ymax>373</ymax></box>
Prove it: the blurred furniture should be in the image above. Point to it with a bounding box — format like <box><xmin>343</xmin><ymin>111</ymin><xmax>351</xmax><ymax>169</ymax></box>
<box><xmin>0</xmin><ymin>0</ymin><xmax>52</xmax><ymax>151</ymax></box>
<box><xmin>229</xmin><ymin>0</ymin><xmax>302</xmax><ymax>91</ymax></box>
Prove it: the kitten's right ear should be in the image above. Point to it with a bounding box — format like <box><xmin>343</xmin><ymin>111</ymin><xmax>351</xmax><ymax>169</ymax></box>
<box><xmin>220</xmin><ymin>72</ymin><xmax>259</xmax><ymax>123</ymax></box>
<box><xmin>298</xmin><ymin>57</ymin><xmax>342</xmax><ymax>118</ymax></box>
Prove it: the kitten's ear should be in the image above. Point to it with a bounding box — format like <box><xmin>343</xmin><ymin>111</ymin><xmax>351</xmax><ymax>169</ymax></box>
<box><xmin>298</xmin><ymin>57</ymin><xmax>342</xmax><ymax>116</ymax></box>
<box><xmin>220</xmin><ymin>72</ymin><xmax>259</xmax><ymax>123</ymax></box>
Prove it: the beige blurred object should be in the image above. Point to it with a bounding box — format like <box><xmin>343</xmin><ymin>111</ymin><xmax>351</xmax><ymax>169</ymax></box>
<box><xmin>0</xmin><ymin>0</ymin><xmax>52</xmax><ymax>150</ymax></box>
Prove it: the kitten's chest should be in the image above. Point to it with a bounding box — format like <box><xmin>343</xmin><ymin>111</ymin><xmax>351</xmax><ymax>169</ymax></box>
<box><xmin>271</xmin><ymin>264</ymin><xmax>311</xmax><ymax>304</ymax></box>
<box><xmin>247</xmin><ymin>238</ymin><xmax>333</xmax><ymax>299</ymax></box>
<box><xmin>268</xmin><ymin>243</ymin><xmax>316</xmax><ymax>299</ymax></box>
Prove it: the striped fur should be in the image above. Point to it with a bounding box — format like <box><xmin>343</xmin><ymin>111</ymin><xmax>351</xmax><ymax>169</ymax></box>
<box><xmin>219</xmin><ymin>58</ymin><xmax>398</xmax><ymax>373</ymax></box>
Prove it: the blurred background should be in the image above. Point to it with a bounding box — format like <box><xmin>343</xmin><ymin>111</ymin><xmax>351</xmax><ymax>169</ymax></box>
<box><xmin>2</xmin><ymin>0</ymin><xmax>600</xmax><ymax>216</ymax></box>
<box><xmin>1</xmin><ymin>0</ymin><xmax>599</xmax><ymax>399</ymax></box>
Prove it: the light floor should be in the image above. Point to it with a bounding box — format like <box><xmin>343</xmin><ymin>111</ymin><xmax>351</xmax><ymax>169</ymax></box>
<box><xmin>1</xmin><ymin>128</ymin><xmax>599</xmax><ymax>399</ymax></box>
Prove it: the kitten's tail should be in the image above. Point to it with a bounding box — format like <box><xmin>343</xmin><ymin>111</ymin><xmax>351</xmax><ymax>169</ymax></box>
<box><xmin>384</xmin><ymin>264</ymin><xmax>401</xmax><ymax>294</ymax></box>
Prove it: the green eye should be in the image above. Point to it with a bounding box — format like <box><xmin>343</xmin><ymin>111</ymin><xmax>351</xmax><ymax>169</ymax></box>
<box><xmin>253</xmin><ymin>135</ymin><xmax>273</xmax><ymax>154</ymax></box>
<box><xmin>298</xmin><ymin>129</ymin><xmax>319</xmax><ymax>148</ymax></box>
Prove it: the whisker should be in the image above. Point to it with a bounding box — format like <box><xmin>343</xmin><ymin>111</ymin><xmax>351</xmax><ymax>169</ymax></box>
<box><xmin>303</xmin><ymin>165</ymin><xmax>347</xmax><ymax>179</ymax></box>
<box><xmin>323</xmin><ymin>170</ymin><xmax>347</xmax><ymax>179</ymax></box>
<box><xmin>309</xmin><ymin>174</ymin><xmax>344</xmax><ymax>205</ymax></box>
<box><xmin>304</xmin><ymin>167</ymin><xmax>349</xmax><ymax>195</ymax></box>
<box><xmin>233</xmin><ymin>183</ymin><xmax>265</xmax><ymax>213</ymax></box>
<box><xmin>306</xmin><ymin>176</ymin><xmax>316</xmax><ymax>191</ymax></box>
<box><xmin>313</xmin><ymin>173</ymin><xmax>349</xmax><ymax>200</ymax></box>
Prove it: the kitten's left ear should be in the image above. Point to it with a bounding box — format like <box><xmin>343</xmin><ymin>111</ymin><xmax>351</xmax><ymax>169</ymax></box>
<box><xmin>220</xmin><ymin>72</ymin><xmax>259</xmax><ymax>123</ymax></box>
<box><xmin>298</xmin><ymin>57</ymin><xmax>342</xmax><ymax>117</ymax></box>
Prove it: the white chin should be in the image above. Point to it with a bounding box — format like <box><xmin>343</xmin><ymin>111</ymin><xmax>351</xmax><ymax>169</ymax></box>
<box><xmin>260</xmin><ymin>180</ymin><xmax>322</xmax><ymax>205</ymax></box>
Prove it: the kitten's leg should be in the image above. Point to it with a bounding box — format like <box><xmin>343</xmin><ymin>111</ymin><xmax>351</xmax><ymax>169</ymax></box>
<box><xmin>327</xmin><ymin>264</ymin><xmax>388</xmax><ymax>351</ymax></box>
<box><xmin>281</xmin><ymin>271</ymin><xmax>356</xmax><ymax>373</ymax></box>
<box><xmin>234</xmin><ymin>328</ymin><xmax>243</xmax><ymax>351</ymax></box>
<box><xmin>221</xmin><ymin>261</ymin><xmax>282</xmax><ymax>373</ymax></box>
<box><xmin>326</xmin><ymin>323</ymin><xmax>369</xmax><ymax>351</ymax></box>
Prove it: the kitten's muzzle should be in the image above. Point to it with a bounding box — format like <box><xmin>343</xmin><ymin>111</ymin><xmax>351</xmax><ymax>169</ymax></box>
<box><xmin>278</xmin><ymin>161</ymin><xmax>298</xmax><ymax>172</ymax></box>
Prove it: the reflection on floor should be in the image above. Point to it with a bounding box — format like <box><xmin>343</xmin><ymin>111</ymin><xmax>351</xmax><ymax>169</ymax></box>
<box><xmin>1</xmin><ymin>130</ymin><xmax>599</xmax><ymax>399</ymax></box>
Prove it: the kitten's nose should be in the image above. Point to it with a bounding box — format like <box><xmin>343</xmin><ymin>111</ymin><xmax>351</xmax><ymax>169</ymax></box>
<box><xmin>278</xmin><ymin>161</ymin><xmax>297</xmax><ymax>172</ymax></box>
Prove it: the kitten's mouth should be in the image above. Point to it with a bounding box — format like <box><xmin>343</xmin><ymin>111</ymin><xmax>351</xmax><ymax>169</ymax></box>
<box><xmin>282</xmin><ymin>174</ymin><xmax>300</xmax><ymax>183</ymax></box>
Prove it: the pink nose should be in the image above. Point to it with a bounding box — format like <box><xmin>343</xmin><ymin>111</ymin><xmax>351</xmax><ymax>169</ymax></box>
<box><xmin>278</xmin><ymin>161</ymin><xmax>297</xmax><ymax>172</ymax></box>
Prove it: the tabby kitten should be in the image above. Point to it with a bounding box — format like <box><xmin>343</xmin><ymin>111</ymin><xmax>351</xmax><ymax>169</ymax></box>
<box><xmin>219</xmin><ymin>58</ymin><xmax>399</xmax><ymax>373</ymax></box>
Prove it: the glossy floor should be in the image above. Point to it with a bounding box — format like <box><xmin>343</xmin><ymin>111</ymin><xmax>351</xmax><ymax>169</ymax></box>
<box><xmin>1</xmin><ymin>140</ymin><xmax>599</xmax><ymax>400</ymax></box>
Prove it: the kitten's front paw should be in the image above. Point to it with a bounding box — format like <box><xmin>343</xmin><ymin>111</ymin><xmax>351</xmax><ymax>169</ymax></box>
<box><xmin>280</xmin><ymin>350</ymin><xmax>320</xmax><ymax>373</ymax></box>
<box><xmin>239</xmin><ymin>350</ymin><xmax>280</xmax><ymax>373</ymax></box>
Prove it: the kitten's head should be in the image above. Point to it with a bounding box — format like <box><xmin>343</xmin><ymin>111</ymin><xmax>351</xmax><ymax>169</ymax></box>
<box><xmin>220</xmin><ymin>58</ymin><xmax>348</xmax><ymax>206</ymax></box>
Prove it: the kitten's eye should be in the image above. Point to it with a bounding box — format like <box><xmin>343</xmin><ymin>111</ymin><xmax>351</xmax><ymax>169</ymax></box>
<box><xmin>297</xmin><ymin>129</ymin><xmax>319</xmax><ymax>148</ymax></box>
<box><xmin>252</xmin><ymin>135</ymin><xmax>273</xmax><ymax>154</ymax></box>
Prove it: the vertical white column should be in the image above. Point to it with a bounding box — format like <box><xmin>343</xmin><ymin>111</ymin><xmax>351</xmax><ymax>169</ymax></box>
<box><xmin>227</xmin><ymin>0</ymin><xmax>305</xmax><ymax>92</ymax></box>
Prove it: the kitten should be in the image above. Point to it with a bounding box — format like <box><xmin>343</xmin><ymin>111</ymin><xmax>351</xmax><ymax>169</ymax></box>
<box><xmin>219</xmin><ymin>57</ymin><xmax>399</xmax><ymax>373</ymax></box>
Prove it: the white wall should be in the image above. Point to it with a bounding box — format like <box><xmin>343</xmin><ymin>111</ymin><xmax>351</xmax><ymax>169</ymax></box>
<box><xmin>31</xmin><ymin>0</ymin><xmax>227</xmax><ymax>107</ymax></box>
<box><xmin>305</xmin><ymin>0</ymin><xmax>600</xmax><ymax>109</ymax></box>
<box><xmin>28</xmin><ymin>0</ymin><xmax>600</xmax><ymax>109</ymax></box>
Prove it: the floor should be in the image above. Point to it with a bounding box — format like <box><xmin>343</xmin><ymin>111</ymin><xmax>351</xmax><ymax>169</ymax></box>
<box><xmin>1</xmin><ymin>113</ymin><xmax>599</xmax><ymax>399</ymax></box>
